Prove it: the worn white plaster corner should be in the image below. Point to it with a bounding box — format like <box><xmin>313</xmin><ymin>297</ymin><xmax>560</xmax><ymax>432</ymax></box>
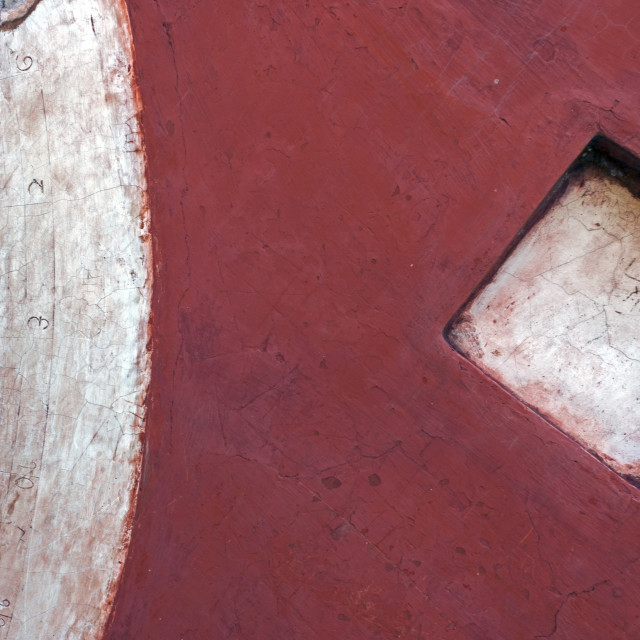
<box><xmin>449</xmin><ymin>145</ymin><xmax>640</xmax><ymax>482</ymax></box>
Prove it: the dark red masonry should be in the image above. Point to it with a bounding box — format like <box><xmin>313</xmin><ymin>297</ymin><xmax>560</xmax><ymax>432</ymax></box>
<box><xmin>105</xmin><ymin>1</ymin><xmax>640</xmax><ymax>638</ymax></box>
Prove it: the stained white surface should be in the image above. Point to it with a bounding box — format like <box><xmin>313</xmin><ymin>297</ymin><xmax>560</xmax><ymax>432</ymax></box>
<box><xmin>450</xmin><ymin>171</ymin><xmax>640</xmax><ymax>479</ymax></box>
<box><xmin>0</xmin><ymin>1</ymin><xmax>150</xmax><ymax>638</ymax></box>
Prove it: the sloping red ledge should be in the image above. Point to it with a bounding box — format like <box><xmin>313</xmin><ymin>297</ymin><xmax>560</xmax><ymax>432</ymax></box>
<box><xmin>106</xmin><ymin>2</ymin><xmax>640</xmax><ymax>638</ymax></box>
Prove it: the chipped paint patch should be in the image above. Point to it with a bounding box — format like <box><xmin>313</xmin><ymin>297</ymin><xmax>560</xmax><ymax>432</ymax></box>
<box><xmin>0</xmin><ymin>0</ymin><xmax>150</xmax><ymax>638</ymax></box>
<box><xmin>0</xmin><ymin>0</ymin><xmax>40</xmax><ymax>30</ymax></box>
<box><xmin>448</xmin><ymin>140</ymin><xmax>640</xmax><ymax>483</ymax></box>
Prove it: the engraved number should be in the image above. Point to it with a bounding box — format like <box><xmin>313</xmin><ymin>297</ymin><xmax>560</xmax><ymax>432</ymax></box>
<box><xmin>27</xmin><ymin>316</ymin><xmax>49</xmax><ymax>330</ymax></box>
<box><xmin>28</xmin><ymin>178</ymin><xmax>44</xmax><ymax>194</ymax></box>
<box><xmin>16</xmin><ymin>55</ymin><xmax>33</xmax><ymax>72</ymax></box>
<box><xmin>0</xmin><ymin>600</ymin><xmax>10</xmax><ymax>626</ymax></box>
<box><xmin>15</xmin><ymin>477</ymin><xmax>34</xmax><ymax>490</ymax></box>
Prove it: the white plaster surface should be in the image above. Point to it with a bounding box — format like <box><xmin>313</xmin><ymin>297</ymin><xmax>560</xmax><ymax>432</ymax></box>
<box><xmin>450</xmin><ymin>171</ymin><xmax>640</xmax><ymax>479</ymax></box>
<box><xmin>0</xmin><ymin>1</ymin><xmax>150</xmax><ymax>638</ymax></box>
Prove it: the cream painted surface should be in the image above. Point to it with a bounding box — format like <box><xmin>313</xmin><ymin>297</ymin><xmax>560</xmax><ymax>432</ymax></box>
<box><xmin>0</xmin><ymin>1</ymin><xmax>150</xmax><ymax>639</ymax></box>
<box><xmin>450</xmin><ymin>173</ymin><xmax>640</xmax><ymax>479</ymax></box>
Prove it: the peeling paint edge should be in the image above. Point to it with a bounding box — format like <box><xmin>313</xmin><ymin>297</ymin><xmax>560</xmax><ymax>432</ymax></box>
<box><xmin>98</xmin><ymin>0</ymin><xmax>154</xmax><ymax>636</ymax></box>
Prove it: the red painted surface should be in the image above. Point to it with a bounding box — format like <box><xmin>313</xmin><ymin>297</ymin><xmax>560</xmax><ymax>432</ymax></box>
<box><xmin>105</xmin><ymin>2</ymin><xmax>640</xmax><ymax>638</ymax></box>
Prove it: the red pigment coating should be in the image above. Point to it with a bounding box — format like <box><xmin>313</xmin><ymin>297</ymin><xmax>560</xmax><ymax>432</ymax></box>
<box><xmin>105</xmin><ymin>2</ymin><xmax>640</xmax><ymax>638</ymax></box>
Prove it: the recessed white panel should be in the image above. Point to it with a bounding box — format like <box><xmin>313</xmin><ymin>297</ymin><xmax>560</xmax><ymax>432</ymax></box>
<box><xmin>449</xmin><ymin>146</ymin><xmax>640</xmax><ymax>482</ymax></box>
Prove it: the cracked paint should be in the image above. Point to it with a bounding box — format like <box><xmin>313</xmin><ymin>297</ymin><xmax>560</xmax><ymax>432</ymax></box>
<box><xmin>103</xmin><ymin>0</ymin><xmax>640</xmax><ymax>637</ymax></box>
<box><xmin>449</xmin><ymin>140</ymin><xmax>640</xmax><ymax>483</ymax></box>
<box><xmin>0</xmin><ymin>0</ymin><xmax>150</xmax><ymax>639</ymax></box>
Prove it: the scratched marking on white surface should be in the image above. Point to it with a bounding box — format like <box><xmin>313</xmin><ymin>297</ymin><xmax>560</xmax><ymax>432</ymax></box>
<box><xmin>449</xmin><ymin>165</ymin><xmax>640</xmax><ymax>481</ymax></box>
<box><xmin>0</xmin><ymin>1</ymin><xmax>150</xmax><ymax>638</ymax></box>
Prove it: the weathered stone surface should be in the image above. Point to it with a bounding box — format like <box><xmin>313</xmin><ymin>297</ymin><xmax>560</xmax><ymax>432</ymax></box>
<box><xmin>0</xmin><ymin>1</ymin><xmax>149</xmax><ymax>638</ymax></box>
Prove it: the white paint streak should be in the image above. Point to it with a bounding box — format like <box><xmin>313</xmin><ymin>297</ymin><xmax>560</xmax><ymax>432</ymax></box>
<box><xmin>450</xmin><ymin>172</ymin><xmax>640</xmax><ymax>479</ymax></box>
<box><xmin>0</xmin><ymin>0</ymin><xmax>150</xmax><ymax>638</ymax></box>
